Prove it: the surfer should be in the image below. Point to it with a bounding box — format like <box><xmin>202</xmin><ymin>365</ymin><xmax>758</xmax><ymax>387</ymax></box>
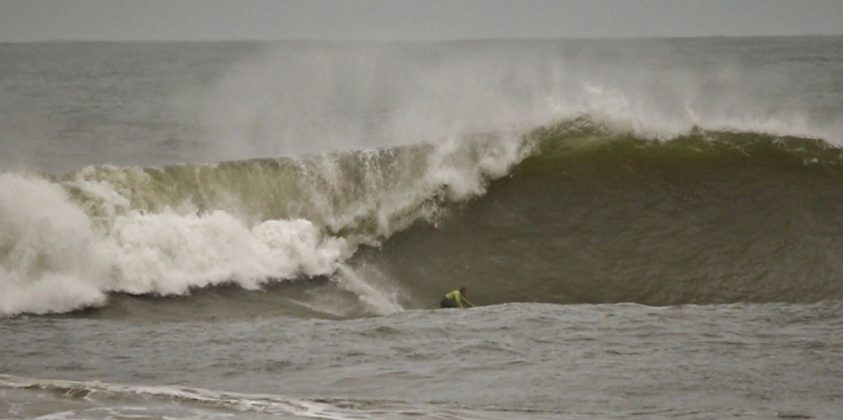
<box><xmin>440</xmin><ymin>287</ymin><xmax>474</xmax><ymax>308</ymax></box>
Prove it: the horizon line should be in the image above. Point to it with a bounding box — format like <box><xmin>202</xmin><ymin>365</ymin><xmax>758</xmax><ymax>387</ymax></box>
<box><xmin>2</xmin><ymin>33</ymin><xmax>842</xmax><ymax>44</ymax></box>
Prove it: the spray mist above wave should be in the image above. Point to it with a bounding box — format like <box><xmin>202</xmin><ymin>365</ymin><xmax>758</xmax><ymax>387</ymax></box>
<box><xmin>192</xmin><ymin>40</ymin><xmax>841</xmax><ymax>164</ymax></box>
<box><xmin>1</xmin><ymin>39</ymin><xmax>839</xmax><ymax>174</ymax></box>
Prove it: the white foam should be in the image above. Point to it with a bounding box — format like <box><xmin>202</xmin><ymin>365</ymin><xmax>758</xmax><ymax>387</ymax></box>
<box><xmin>0</xmin><ymin>174</ymin><xmax>114</xmax><ymax>315</ymax></box>
<box><xmin>0</xmin><ymin>374</ymin><xmax>365</xmax><ymax>419</ymax></box>
<box><xmin>110</xmin><ymin>210</ymin><xmax>351</xmax><ymax>296</ymax></box>
<box><xmin>0</xmin><ymin>172</ymin><xmax>361</xmax><ymax>315</ymax></box>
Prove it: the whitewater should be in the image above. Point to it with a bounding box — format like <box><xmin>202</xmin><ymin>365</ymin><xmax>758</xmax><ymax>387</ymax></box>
<box><xmin>1</xmin><ymin>37</ymin><xmax>842</xmax><ymax>418</ymax></box>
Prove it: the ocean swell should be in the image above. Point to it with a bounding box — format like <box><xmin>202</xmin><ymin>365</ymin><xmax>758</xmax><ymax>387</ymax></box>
<box><xmin>3</xmin><ymin>116</ymin><xmax>843</xmax><ymax>316</ymax></box>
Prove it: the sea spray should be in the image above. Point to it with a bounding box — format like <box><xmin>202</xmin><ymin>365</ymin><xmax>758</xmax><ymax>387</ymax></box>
<box><xmin>0</xmin><ymin>174</ymin><xmax>113</xmax><ymax>314</ymax></box>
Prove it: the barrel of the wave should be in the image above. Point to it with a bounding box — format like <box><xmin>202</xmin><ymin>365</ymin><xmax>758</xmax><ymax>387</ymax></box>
<box><xmin>439</xmin><ymin>287</ymin><xmax>474</xmax><ymax>308</ymax></box>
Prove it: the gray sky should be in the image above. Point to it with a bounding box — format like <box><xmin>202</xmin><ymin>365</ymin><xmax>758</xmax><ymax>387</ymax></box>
<box><xmin>1</xmin><ymin>0</ymin><xmax>841</xmax><ymax>42</ymax></box>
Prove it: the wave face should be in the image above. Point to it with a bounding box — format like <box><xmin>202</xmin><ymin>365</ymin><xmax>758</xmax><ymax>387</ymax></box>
<box><xmin>371</xmin><ymin>120</ymin><xmax>843</xmax><ymax>306</ymax></box>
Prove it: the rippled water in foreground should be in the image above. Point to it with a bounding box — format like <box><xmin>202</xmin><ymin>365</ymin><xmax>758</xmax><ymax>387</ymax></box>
<box><xmin>2</xmin><ymin>302</ymin><xmax>841</xmax><ymax>418</ymax></box>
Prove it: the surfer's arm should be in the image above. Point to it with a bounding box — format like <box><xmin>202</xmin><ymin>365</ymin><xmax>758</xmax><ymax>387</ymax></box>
<box><xmin>462</xmin><ymin>298</ymin><xmax>473</xmax><ymax>308</ymax></box>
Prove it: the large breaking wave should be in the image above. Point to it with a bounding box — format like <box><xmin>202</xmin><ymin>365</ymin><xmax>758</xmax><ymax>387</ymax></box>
<box><xmin>3</xmin><ymin>38</ymin><xmax>843</xmax><ymax>317</ymax></box>
<box><xmin>3</xmin><ymin>116</ymin><xmax>843</xmax><ymax>317</ymax></box>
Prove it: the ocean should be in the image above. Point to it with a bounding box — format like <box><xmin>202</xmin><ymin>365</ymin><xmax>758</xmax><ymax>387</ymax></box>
<box><xmin>1</xmin><ymin>37</ymin><xmax>842</xmax><ymax>418</ymax></box>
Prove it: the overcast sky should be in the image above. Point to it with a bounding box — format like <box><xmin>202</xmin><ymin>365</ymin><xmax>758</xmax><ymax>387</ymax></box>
<box><xmin>1</xmin><ymin>0</ymin><xmax>841</xmax><ymax>42</ymax></box>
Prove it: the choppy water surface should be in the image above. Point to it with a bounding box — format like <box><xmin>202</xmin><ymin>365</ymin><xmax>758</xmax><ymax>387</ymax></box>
<box><xmin>2</xmin><ymin>303</ymin><xmax>841</xmax><ymax>419</ymax></box>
